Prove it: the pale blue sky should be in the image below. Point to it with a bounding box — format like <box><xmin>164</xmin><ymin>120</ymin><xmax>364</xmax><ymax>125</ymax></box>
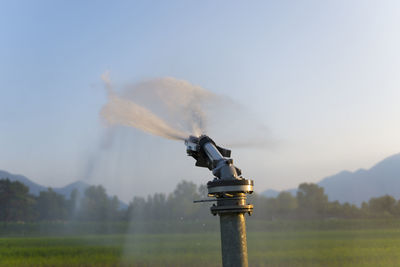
<box><xmin>1</xmin><ymin>1</ymin><xmax>400</xmax><ymax>201</ymax></box>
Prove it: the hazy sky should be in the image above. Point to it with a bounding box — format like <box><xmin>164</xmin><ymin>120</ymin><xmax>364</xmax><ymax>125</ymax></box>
<box><xmin>1</xmin><ymin>1</ymin><xmax>400</xmax><ymax>201</ymax></box>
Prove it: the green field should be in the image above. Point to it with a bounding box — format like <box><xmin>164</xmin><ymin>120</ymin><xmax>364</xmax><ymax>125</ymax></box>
<box><xmin>2</xmin><ymin>221</ymin><xmax>400</xmax><ymax>266</ymax></box>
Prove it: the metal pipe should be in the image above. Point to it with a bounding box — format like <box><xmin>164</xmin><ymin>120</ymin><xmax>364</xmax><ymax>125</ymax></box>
<box><xmin>216</xmin><ymin>193</ymin><xmax>249</xmax><ymax>267</ymax></box>
<box><xmin>219</xmin><ymin>213</ymin><xmax>248</xmax><ymax>267</ymax></box>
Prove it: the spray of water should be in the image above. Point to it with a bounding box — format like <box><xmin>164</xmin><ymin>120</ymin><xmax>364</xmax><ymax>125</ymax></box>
<box><xmin>100</xmin><ymin>73</ymin><xmax>214</xmax><ymax>140</ymax></box>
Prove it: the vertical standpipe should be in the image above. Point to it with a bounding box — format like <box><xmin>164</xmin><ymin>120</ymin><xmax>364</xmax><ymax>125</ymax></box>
<box><xmin>208</xmin><ymin>179</ymin><xmax>254</xmax><ymax>267</ymax></box>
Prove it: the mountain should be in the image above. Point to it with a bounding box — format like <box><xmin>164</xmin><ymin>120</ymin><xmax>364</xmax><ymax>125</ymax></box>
<box><xmin>0</xmin><ymin>170</ymin><xmax>127</xmax><ymax>209</ymax></box>
<box><xmin>0</xmin><ymin>170</ymin><xmax>47</xmax><ymax>195</ymax></box>
<box><xmin>53</xmin><ymin>180</ymin><xmax>90</xmax><ymax>197</ymax></box>
<box><xmin>262</xmin><ymin>153</ymin><xmax>400</xmax><ymax>206</ymax></box>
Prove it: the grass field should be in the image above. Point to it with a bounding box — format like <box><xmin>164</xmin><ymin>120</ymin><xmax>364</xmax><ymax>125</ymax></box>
<box><xmin>2</xmin><ymin>221</ymin><xmax>400</xmax><ymax>266</ymax></box>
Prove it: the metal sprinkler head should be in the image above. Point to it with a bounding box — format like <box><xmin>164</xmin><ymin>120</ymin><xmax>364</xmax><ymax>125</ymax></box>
<box><xmin>185</xmin><ymin>135</ymin><xmax>253</xmax><ymax>196</ymax></box>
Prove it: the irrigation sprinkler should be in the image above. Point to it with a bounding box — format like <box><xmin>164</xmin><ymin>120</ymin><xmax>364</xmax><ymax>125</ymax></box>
<box><xmin>185</xmin><ymin>135</ymin><xmax>254</xmax><ymax>267</ymax></box>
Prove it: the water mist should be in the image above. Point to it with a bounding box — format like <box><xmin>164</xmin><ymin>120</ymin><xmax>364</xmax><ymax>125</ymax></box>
<box><xmin>100</xmin><ymin>73</ymin><xmax>215</xmax><ymax>140</ymax></box>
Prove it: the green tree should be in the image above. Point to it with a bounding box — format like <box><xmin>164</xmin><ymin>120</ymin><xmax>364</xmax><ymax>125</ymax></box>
<box><xmin>275</xmin><ymin>192</ymin><xmax>297</xmax><ymax>219</ymax></box>
<box><xmin>67</xmin><ymin>188</ymin><xmax>80</xmax><ymax>220</ymax></box>
<box><xmin>340</xmin><ymin>202</ymin><xmax>363</xmax><ymax>219</ymax></box>
<box><xmin>368</xmin><ymin>195</ymin><xmax>396</xmax><ymax>217</ymax></box>
<box><xmin>109</xmin><ymin>195</ymin><xmax>121</xmax><ymax>220</ymax></box>
<box><xmin>168</xmin><ymin>180</ymin><xmax>200</xmax><ymax>219</ymax></box>
<box><xmin>0</xmin><ymin>179</ymin><xmax>36</xmax><ymax>221</ymax></box>
<box><xmin>245</xmin><ymin>192</ymin><xmax>277</xmax><ymax>220</ymax></box>
<box><xmin>79</xmin><ymin>185</ymin><xmax>120</xmax><ymax>221</ymax></box>
<box><xmin>127</xmin><ymin>196</ymin><xmax>146</xmax><ymax>220</ymax></box>
<box><xmin>35</xmin><ymin>188</ymin><xmax>67</xmax><ymax>221</ymax></box>
<box><xmin>296</xmin><ymin>183</ymin><xmax>328</xmax><ymax>219</ymax></box>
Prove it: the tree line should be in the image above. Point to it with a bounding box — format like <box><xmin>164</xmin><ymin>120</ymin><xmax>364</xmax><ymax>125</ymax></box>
<box><xmin>249</xmin><ymin>183</ymin><xmax>400</xmax><ymax>220</ymax></box>
<box><xmin>0</xmin><ymin>178</ymin><xmax>399</xmax><ymax>222</ymax></box>
<box><xmin>0</xmin><ymin>179</ymin><xmax>121</xmax><ymax>222</ymax></box>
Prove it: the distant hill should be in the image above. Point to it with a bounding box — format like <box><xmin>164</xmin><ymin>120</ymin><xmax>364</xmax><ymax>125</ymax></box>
<box><xmin>0</xmin><ymin>170</ymin><xmax>47</xmax><ymax>195</ymax></box>
<box><xmin>262</xmin><ymin>153</ymin><xmax>400</xmax><ymax>206</ymax></box>
<box><xmin>0</xmin><ymin>170</ymin><xmax>127</xmax><ymax>209</ymax></box>
<box><xmin>53</xmin><ymin>180</ymin><xmax>90</xmax><ymax>197</ymax></box>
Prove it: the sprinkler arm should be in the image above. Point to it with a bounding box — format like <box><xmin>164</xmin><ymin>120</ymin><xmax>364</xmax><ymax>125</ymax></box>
<box><xmin>185</xmin><ymin>135</ymin><xmax>242</xmax><ymax>180</ymax></box>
